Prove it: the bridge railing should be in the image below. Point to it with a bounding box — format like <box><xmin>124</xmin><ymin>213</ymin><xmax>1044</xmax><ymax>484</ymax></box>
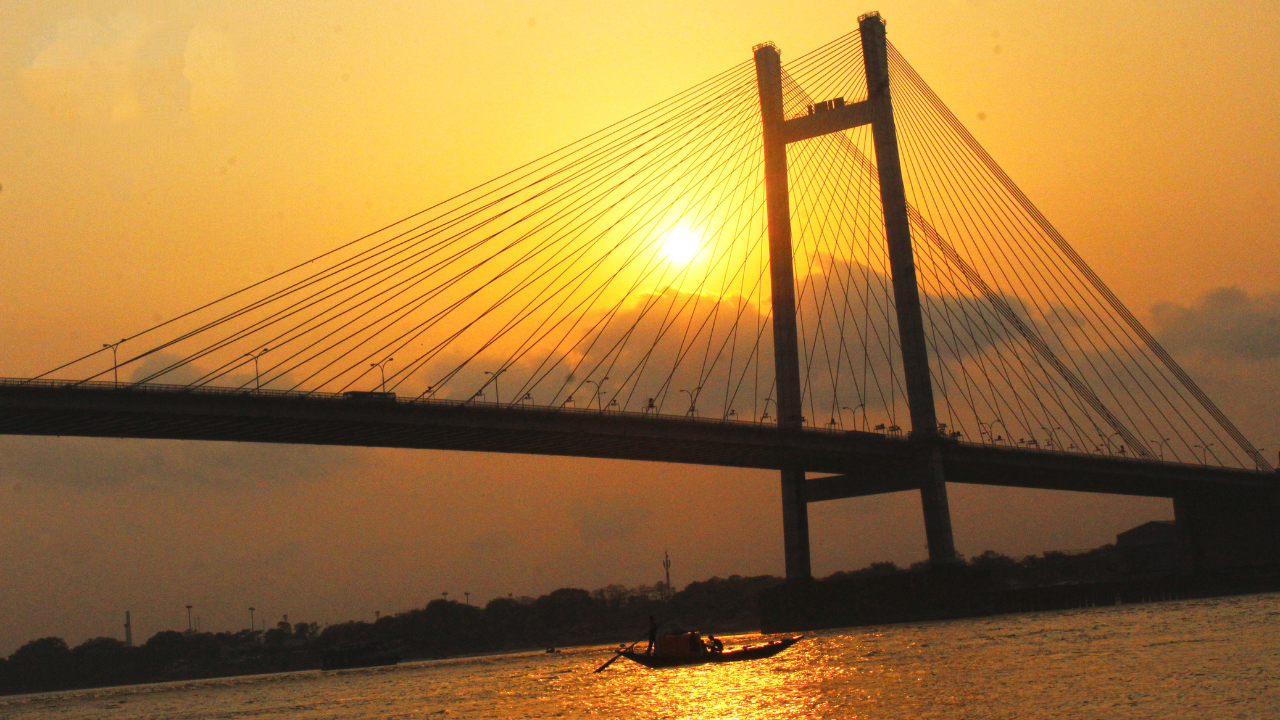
<box><xmin>0</xmin><ymin>376</ymin><xmax>801</xmax><ymax>430</ymax></box>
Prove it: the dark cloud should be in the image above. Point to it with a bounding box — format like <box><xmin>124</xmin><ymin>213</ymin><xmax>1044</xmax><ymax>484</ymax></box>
<box><xmin>408</xmin><ymin>258</ymin><xmax>1025</xmax><ymax>430</ymax></box>
<box><xmin>1153</xmin><ymin>286</ymin><xmax>1280</xmax><ymax>360</ymax></box>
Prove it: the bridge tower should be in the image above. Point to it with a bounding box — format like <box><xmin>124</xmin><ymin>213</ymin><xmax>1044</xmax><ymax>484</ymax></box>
<box><xmin>754</xmin><ymin>12</ymin><xmax>957</xmax><ymax>580</ymax></box>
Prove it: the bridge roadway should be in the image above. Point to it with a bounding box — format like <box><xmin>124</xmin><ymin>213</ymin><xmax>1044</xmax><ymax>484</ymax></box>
<box><xmin>0</xmin><ymin>378</ymin><xmax>1273</xmax><ymax>501</ymax></box>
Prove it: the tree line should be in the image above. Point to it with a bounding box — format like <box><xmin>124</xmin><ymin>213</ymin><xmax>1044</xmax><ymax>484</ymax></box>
<box><xmin>0</xmin><ymin>574</ymin><xmax>781</xmax><ymax>696</ymax></box>
<box><xmin>0</xmin><ymin>541</ymin><xmax>1148</xmax><ymax>696</ymax></box>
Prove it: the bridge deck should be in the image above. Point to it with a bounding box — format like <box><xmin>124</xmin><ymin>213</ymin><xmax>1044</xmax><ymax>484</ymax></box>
<box><xmin>0</xmin><ymin>379</ymin><xmax>1272</xmax><ymax>500</ymax></box>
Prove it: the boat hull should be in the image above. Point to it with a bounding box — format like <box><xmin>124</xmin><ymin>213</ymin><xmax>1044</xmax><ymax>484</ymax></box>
<box><xmin>619</xmin><ymin>636</ymin><xmax>801</xmax><ymax>669</ymax></box>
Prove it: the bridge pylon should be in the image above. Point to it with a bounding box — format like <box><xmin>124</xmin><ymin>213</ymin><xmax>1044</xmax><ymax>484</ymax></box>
<box><xmin>754</xmin><ymin>12</ymin><xmax>958</xmax><ymax>580</ymax></box>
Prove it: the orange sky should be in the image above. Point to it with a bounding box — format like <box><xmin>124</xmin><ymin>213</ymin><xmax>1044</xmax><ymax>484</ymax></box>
<box><xmin>1</xmin><ymin>0</ymin><xmax>1277</xmax><ymax>653</ymax></box>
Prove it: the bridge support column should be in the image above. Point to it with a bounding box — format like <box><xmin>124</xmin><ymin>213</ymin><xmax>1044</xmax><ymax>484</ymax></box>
<box><xmin>780</xmin><ymin>468</ymin><xmax>812</xmax><ymax>580</ymax></box>
<box><xmin>1175</xmin><ymin>491</ymin><xmax>1280</xmax><ymax>572</ymax></box>
<box><xmin>755</xmin><ymin>42</ymin><xmax>811</xmax><ymax>581</ymax></box>
<box><xmin>860</xmin><ymin>13</ymin><xmax>957</xmax><ymax>565</ymax></box>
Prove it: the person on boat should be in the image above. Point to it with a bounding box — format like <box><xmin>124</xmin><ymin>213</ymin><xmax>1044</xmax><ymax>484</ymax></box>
<box><xmin>645</xmin><ymin>616</ymin><xmax>659</xmax><ymax>655</ymax></box>
<box><xmin>689</xmin><ymin>632</ymin><xmax>705</xmax><ymax>655</ymax></box>
<box><xmin>706</xmin><ymin>634</ymin><xmax>723</xmax><ymax>654</ymax></box>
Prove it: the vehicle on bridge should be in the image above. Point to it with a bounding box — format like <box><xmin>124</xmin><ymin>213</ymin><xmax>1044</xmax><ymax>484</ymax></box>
<box><xmin>342</xmin><ymin>391</ymin><xmax>397</xmax><ymax>403</ymax></box>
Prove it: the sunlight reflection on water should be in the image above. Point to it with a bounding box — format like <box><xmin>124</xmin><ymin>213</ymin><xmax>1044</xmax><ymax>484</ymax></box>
<box><xmin>4</xmin><ymin>593</ymin><xmax>1280</xmax><ymax>719</ymax></box>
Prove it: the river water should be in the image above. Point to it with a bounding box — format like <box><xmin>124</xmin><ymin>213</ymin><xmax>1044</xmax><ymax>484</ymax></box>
<box><xmin>4</xmin><ymin>592</ymin><xmax>1279</xmax><ymax>719</ymax></box>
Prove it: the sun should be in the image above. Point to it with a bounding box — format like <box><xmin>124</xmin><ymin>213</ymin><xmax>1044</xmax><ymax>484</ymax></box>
<box><xmin>660</xmin><ymin>227</ymin><xmax>701</xmax><ymax>265</ymax></box>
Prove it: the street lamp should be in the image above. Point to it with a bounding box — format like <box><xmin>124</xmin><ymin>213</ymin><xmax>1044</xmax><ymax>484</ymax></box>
<box><xmin>584</xmin><ymin>377</ymin><xmax>609</xmax><ymax>411</ymax></box>
<box><xmin>249</xmin><ymin>607</ymin><xmax>255</xmax><ymax>632</ymax></box>
<box><xmin>843</xmin><ymin>404</ymin><xmax>866</xmax><ymax>432</ymax></box>
<box><xmin>1194</xmin><ymin>442</ymin><xmax>1215</xmax><ymax>464</ymax></box>
<box><xmin>1041</xmin><ymin>426</ymin><xmax>1062</xmax><ymax>451</ymax></box>
<box><xmin>988</xmin><ymin>419</ymin><xmax>1009</xmax><ymax>444</ymax></box>
<box><xmin>245</xmin><ymin>348</ymin><xmax>270</xmax><ymax>393</ymax></box>
<box><xmin>762</xmin><ymin>397</ymin><xmax>775</xmax><ymax>422</ymax></box>
<box><xmin>102</xmin><ymin>339</ymin><xmax>125</xmax><ymax>385</ymax></box>
<box><xmin>679</xmin><ymin>387</ymin><xmax>701</xmax><ymax>417</ymax></box>
<box><xmin>1149</xmin><ymin>437</ymin><xmax>1170</xmax><ymax>460</ymax></box>
<box><xmin>371</xmin><ymin>357</ymin><xmax>395</xmax><ymax>392</ymax></box>
<box><xmin>185</xmin><ymin>605</ymin><xmax>194</xmax><ymax>633</ymax></box>
<box><xmin>484</xmin><ymin>368</ymin><xmax>504</xmax><ymax>404</ymax></box>
<box><xmin>1105</xmin><ymin>432</ymin><xmax>1124</xmax><ymax>455</ymax></box>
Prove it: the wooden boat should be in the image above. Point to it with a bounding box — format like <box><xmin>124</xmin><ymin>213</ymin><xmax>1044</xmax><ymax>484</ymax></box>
<box><xmin>619</xmin><ymin>634</ymin><xmax>802</xmax><ymax>669</ymax></box>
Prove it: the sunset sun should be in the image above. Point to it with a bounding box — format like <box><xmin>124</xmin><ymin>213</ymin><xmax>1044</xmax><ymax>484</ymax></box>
<box><xmin>661</xmin><ymin>227</ymin><xmax>701</xmax><ymax>264</ymax></box>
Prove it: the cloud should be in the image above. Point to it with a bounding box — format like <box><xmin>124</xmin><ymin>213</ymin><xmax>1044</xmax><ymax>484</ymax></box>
<box><xmin>404</xmin><ymin>257</ymin><xmax>1024</xmax><ymax>427</ymax></box>
<box><xmin>18</xmin><ymin>13</ymin><xmax>238</xmax><ymax>125</ymax></box>
<box><xmin>1152</xmin><ymin>286</ymin><xmax>1280</xmax><ymax>360</ymax></box>
<box><xmin>0</xmin><ymin>434</ymin><xmax>363</xmax><ymax>491</ymax></box>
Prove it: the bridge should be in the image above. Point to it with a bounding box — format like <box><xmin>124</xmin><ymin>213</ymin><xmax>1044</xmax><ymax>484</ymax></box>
<box><xmin>3</xmin><ymin>14</ymin><xmax>1275</xmax><ymax>579</ymax></box>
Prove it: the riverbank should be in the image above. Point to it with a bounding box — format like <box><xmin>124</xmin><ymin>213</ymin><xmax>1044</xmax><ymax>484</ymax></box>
<box><xmin>758</xmin><ymin>564</ymin><xmax>1280</xmax><ymax>632</ymax></box>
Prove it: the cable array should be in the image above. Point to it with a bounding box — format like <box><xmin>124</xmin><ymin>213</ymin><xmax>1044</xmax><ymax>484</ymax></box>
<box><xmin>43</xmin><ymin>30</ymin><xmax>1269</xmax><ymax>471</ymax></box>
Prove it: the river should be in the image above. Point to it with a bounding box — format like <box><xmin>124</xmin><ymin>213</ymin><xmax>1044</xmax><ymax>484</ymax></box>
<box><xmin>3</xmin><ymin>592</ymin><xmax>1278</xmax><ymax>719</ymax></box>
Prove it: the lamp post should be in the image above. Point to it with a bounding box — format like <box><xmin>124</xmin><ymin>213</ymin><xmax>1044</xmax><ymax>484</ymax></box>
<box><xmin>762</xmin><ymin>397</ymin><xmax>775</xmax><ymax>422</ymax></box>
<box><xmin>249</xmin><ymin>607</ymin><xmax>255</xmax><ymax>632</ymax></box>
<box><xmin>989</xmin><ymin>419</ymin><xmax>1009</xmax><ymax>445</ymax></box>
<box><xmin>484</xmin><ymin>369</ymin><xmax>503</xmax><ymax>404</ymax></box>
<box><xmin>1105</xmin><ymin>432</ymin><xmax>1125</xmax><ymax>455</ymax></box>
<box><xmin>1041</xmin><ymin>426</ymin><xmax>1062</xmax><ymax>451</ymax></box>
<box><xmin>584</xmin><ymin>377</ymin><xmax>608</xmax><ymax>411</ymax></box>
<box><xmin>103</xmin><ymin>339</ymin><xmax>125</xmax><ymax>385</ymax></box>
<box><xmin>1194</xmin><ymin>442</ymin><xmax>1215</xmax><ymax>464</ymax></box>
<box><xmin>245</xmin><ymin>348</ymin><xmax>270</xmax><ymax>393</ymax></box>
<box><xmin>843</xmin><ymin>404</ymin><xmax>866</xmax><ymax>432</ymax></box>
<box><xmin>679</xmin><ymin>386</ymin><xmax>702</xmax><ymax>417</ymax></box>
<box><xmin>185</xmin><ymin>605</ymin><xmax>194</xmax><ymax>633</ymax></box>
<box><xmin>371</xmin><ymin>357</ymin><xmax>395</xmax><ymax>392</ymax></box>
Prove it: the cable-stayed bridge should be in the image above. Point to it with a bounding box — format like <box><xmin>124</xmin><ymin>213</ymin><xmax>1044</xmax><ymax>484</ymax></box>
<box><xmin>2</xmin><ymin>14</ymin><xmax>1275</xmax><ymax>579</ymax></box>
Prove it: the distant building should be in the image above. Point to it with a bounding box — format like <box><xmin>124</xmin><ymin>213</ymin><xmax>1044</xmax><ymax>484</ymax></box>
<box><xmin>1116</xmin><ymin>520</ymin><xmax>1178</xmax><ymax>575</ymax></box>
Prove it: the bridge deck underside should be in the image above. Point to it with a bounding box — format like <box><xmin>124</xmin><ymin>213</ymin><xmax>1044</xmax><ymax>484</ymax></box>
<box><xmin>0</xmin><ymin>384</ymin><xmax>1271</xmax><ymax>500</ymax></box>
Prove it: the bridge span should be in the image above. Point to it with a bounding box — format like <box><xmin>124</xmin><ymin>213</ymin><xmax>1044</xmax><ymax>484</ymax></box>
<box><xmin>7</xmin><ymin>14</ymin><xmax>1278</xmax><ymax>580</ymax></box>
<box><xmin>2</xmin><ymin>378</ymin><xmax>1270</xmax><ymax>505</ymax></box>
